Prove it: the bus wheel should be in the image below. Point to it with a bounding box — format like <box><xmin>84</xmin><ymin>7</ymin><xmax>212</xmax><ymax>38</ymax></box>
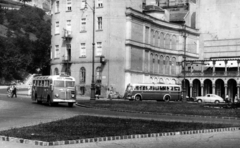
<box><xmin>135</xmin><ymin>95</ymin><xmax>141</xmax><ymax>101</ymax></box>
<box><xmin>36</xmin><ymin>94</ymin><xmax>42</xmax><ymax>104</ymax></box>
<box><xmin>68</xmin><ymin>103</ymin><xmax>74</xmax><ymax>107</ymax></box>
<box><xmin>164</xmin><ymin>96</ymin><xmax>170</xmax><ymax>102</ymax></box>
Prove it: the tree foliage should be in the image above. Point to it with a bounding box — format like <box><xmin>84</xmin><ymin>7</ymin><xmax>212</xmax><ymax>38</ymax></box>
<box><xmin>0</xmin><ymin>6</ymin><xmax>51</xmax><ymax>83</ymax></box>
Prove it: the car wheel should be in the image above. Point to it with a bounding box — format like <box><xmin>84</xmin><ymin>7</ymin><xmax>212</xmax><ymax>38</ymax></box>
<box><xmin>197</xmin><ymin>99</ymin><xmax>202</xmax><ymax>103</ymax></box>
<box><xmin>214</xmin><ymin>100</ymin><xmax>220</xmax><ymax>104</ymax></box>
<box><xmin>135</xmin><ymin>95</ymin><xmax>141</xmax><ymax>101</ymax></box>
<box><xmin>68</xmin><ymin>103</ymin><xmax>74</xmax><ymax>107</ymax></box>
<box><xmin>164</xmin><ymin>96</ymin><xmax>170</xmax><ymax>102</ymax></box>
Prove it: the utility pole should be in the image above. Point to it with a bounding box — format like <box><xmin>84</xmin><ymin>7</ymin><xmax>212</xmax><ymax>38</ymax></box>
<box><xmin>90</xmin><ymin>0</ymin><xmax>96</xmax><ymax>100</ymax></box>
<box><xmin>182</xmin><ymin>25</ymin><xmax>187</xmax><ymax>102</ymax></box>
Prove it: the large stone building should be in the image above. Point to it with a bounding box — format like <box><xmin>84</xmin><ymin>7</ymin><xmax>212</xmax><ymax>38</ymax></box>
<box><xmin>179</xmin><ymin>0</ymin><xmax>240</xmax><ymax>101</ymax></box>
<box><xmin>50</xmin><ymin>0</ymin><xmax>199</xmax><ymax>97</ymax></box>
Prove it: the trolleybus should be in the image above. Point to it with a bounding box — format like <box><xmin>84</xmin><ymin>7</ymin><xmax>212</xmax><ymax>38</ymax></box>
<box><xmin>31</xmin><ymin>75</ymin><xmax>76</xmax><ymax>107</ymax></box>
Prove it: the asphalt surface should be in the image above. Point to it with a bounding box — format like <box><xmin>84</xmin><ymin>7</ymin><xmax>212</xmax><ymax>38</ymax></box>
<box><xmin>0</xmin><ymin>89</ymin><xmax>240</xmax><ymax>148</ymax></box>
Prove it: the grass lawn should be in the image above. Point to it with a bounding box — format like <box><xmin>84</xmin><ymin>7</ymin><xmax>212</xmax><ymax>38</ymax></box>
<box><xmin>78</xmin><ymin>100</ymin><xmax>240</xmax><ymax>118</ymax></box>
<box><xmin>0</xmin><ymin>115</ymin><xmax>233</xmax><ymax>142</ymax></box>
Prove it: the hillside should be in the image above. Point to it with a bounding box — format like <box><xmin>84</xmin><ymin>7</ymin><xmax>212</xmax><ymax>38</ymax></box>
<box><xmin>0</xmin><ymin>6</ymin><xmax>51</xmax><ymax>83</ymax></box>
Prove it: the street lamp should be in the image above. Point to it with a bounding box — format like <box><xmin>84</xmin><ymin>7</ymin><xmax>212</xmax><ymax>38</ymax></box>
<box><xmin>182</xmin><ymin>25</ymin><xmax>187</xmax><ymax>102</ymax></box>
<box><xmin>83</xmin><ymin>0</ymin><xmax>96</xmax><ymax>100</ymax></box>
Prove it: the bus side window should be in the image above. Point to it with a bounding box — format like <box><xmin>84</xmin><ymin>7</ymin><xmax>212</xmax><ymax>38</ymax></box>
<box><xmin>42</xmin><ymin>80</ymin><xmax>44</xmax><ymax>87</ymax></box>
<box><xmin>174</xmin><ymin>87</ymin><xmax>180</xmax><ymax>91</ymax></box>
<box><xmin>160</xmin><ymin>86</ymin><xmax>166</xmax><ymax>91</ymax></box>
<box><xmin>135</xmin><ymin>86</ymin><xmax>139</xmax><ymax>90</ymax></box>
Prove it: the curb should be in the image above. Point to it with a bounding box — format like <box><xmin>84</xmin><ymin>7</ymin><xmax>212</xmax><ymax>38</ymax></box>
<box><xmin>76</xmin><ymin>103</ymin><xmax>240</xmax><ymax>120</ymax></box>
<box><xmin>1</xmin><ymin>127</ymin><xmax>239</xmax><ymax>146</ymax></box>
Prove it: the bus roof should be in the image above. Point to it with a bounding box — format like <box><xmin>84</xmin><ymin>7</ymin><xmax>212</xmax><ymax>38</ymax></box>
<box><xmin>33</xmin><ymin>75</ymin><xmax>75</xmax><ymax>81</ymax></box>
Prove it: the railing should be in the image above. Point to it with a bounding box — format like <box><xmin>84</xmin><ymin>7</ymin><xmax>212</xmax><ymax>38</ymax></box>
<box><xmin>180</xmin><ymin>71</ymin><xmax>239</xmax><ymax>77</ymax></box>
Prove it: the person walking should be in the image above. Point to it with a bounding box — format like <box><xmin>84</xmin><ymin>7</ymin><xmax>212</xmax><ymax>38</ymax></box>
<box><xmin>11</xmin><ymin>85</ymin><xmax>17</xmax><ymax>98</ymax></box>
<box><xmin>95</xmin><ymin>84</ymin><xmax>101</xmax><ymax>99</ymax></box>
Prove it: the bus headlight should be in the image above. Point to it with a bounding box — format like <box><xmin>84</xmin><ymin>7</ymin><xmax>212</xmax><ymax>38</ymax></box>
<box><xmin>55</xmin><ymin>94</ymin><xmax>59</xmax><ymax>98</ymax></box>
<box><xmin>71</xmin><ymin>94</ymin><xmax>75</xmax><ymax>98</ymax></box>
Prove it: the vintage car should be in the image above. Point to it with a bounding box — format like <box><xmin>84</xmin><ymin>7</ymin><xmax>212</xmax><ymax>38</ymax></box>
<box><xmin>195</xmin><ymin>94</ymin><xmax>225</xmax><ymax>103</ymax></box>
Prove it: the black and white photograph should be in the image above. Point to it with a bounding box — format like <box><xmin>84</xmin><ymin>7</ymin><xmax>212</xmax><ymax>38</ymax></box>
<box><xmin>0</xmin><ymin>0</ymin><xmax>240</xmax><ymax>147</ymax></box>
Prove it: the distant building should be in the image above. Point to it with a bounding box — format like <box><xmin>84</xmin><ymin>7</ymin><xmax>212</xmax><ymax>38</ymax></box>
<box><xmin>50</xmin><ymin>0</ymin><xmax>199</xmax><ymax>97</ymax></box>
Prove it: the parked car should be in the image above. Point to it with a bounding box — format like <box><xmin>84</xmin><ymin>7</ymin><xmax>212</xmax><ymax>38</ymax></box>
<box><xmin>195</xmin><ymin>94</ymin><xmax>225</xmax><ymax>103</ymax></box>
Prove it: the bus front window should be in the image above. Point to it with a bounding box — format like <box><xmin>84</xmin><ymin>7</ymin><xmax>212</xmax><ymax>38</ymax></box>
<box><xmin>66</xmin><ymin>81</ymin><xmax>75</xmax><ymax>87</ymax></box>
<box><xmin>54</xmin><ymin>81</ymin><xmax>64</xmax><ymax>87</ymax></box>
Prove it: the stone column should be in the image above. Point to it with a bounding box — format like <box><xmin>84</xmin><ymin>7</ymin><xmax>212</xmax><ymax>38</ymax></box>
<box><xmin>212</xmin><ymin>85</ymin><xmax>215</xmax><ymax>95</ymax></box>
<box><xmin>224</xmin><ymin>60</ymin><xmax>228</xmax><ymax>75</ymax></box>
<box><xmin>201</xmin><ymin>85</ymin><xmax>204</xmax><ymax>96</ymax></box>
<box><xmin>225</xmin><ymin>84</ymin><xmax>228</xmax><ymax>98</ymax></box>
<box><xmin>213</xmin><ymin>61</ymin><xmax>216</xmax><ymax>75</ymax></box>
<box><xmin>190</xmin><ymin>85</ymin><xmax>193</xmax><ymax>98</ymax></box>
<box><xmin>201</xmin><ymin>61</ymin><xmax>204</xmax><ymax>76</ymax></box>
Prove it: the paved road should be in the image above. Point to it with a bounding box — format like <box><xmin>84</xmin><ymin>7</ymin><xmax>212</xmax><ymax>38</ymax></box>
<box><xmin>1</xmin><ymin>92</ymin><xmax>240</xmax><ymax>148</ymax></box>
<box><xmin>0</xmin><ymin>94</ymin><xmax>80</xmax><ymax>131</ymax></box>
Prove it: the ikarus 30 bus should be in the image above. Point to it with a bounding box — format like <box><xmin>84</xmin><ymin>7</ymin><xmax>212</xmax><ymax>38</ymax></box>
<box><xmin>31</xmin><ymin>75</ymin><xmax>76</xmax><ymax>107</ymax></box>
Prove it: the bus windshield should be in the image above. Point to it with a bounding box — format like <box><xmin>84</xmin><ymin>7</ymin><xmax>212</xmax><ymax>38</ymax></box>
<box><xmin>54</xmin><ymin>81</ymin><xmax>64</xmax><ymax>87</ymax></box>
<box><xmin>66</xmin><ymin>81</ymin><xmax>75</xmax><ymax>87</ymax></box>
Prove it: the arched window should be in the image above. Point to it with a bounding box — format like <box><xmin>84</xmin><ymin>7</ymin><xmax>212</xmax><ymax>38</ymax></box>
<box><xmin>165</xmin><ymin>34</ymin><xmax>170</xmax><ymax>49</ymax></box>
<box><xmin>165</xmin><ymin>56</ymin><xmax>170</xmax><ymax>75</ymax></box>
<box><xmin>154</xmin><ymin>54</ymin><xmax>158</xmax><ymax>73</ymax></box>
<box><xmin>160</xmin><ymin>55</ymin><xmax>164</xmax><ymax>74</ymax></box>
<box><xmin>171</xmin><ymin>57</ymin><xmax>176</xmax><ymax>75</ymax></box>
<box><xmin>151</xmin><ymin>29</ymin><xmax>154</xmax><ymax>45</ymax></box>
<box><xmin>160</xmin><ymin>32</ymin><xmax>164</xmax><ymax>48</ymax></box>
<box><xmin>155</xmin><ymin>31</ymin><xmax>159</xmax><ymax>47</ymax></box>
<box><xmin>150</xmin><ymin>53</ymin><xmax>154</xmax><ymax>73</ymax></box>
<box><xmin>172</xmin><ymin>35</ymin><xmax>177</xmax><ymax>50</ymax></box>
<box><xmin>96</xmin><ymin>67</ymin><xmax>102</xmax><ymax>83</ymax></box>
<box><xmin>54</xmin><ymin>68</ymin><xmax>59</xmax><ymax>75</ymax></box>
<box><xmin>80</xmin><ymin>67</ymin><xmax>86</xmax><ymax>83</ymax></box>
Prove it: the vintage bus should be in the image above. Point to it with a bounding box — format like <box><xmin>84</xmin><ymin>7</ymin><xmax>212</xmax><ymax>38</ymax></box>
<box><xmin>31</xmin><ymin>75</ymin><xmax>76</xmax><ymax>107</ymax></box>
<box><xmin>124</xmin><ymin>83</ymin><xmax>182</xmax><ymax>102</ymax></box>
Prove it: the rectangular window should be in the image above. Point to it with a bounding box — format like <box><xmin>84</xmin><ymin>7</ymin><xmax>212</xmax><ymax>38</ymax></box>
<box><xmin>97</xmin><ymin>0</ymin><xmax>103</xmax><ymax>7</ymax></box>
<box><xmin>96</xmin><ymin>42</ymin><xmax>102</xmax><ymax>56</ymax></box>
<box><xmin>66</xmin><ymin>20</ymin><xmax>71</xmax><ymax>32</ymax></box>
<box><xmin>81</xmin><ymin>18</ymin><xmax>86</xmax><ymax>31</ymax></box>
<box><xmin>80</xmin><ymin>43</ymin><xmax>86</xmax><ymax>57</ymax></box>
<box><xmin>55</xmin><ymin>45</ymin><xmax>60</xmax><ymax>58</ymax></box>
<box><xmin>55</xmin><ymin>1</ymin><xmax>60</xmax><ymax>13</ymax></box>
<box><xmin>66</xmin><ymin>0</ymin><xmax>72</xmax><ymax>11</ymax></box>
<box><xmin>97</xmin><ymin>17</ymin><xmax>102</xmax><ymax>30</ymax></box>
<box><xmin>55</xmin><ymin>21</ymin><xmax>60</xmax><ymax>34</ymax></box>
<box><xmin>81</xmin><ymin>0</ymin><xmax>86</xmax><ymax>9</ymax></box>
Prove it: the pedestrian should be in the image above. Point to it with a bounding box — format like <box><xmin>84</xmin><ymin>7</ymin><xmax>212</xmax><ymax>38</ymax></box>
<box><xmin>225</xmin><ymin>94</ymin><xmax>229</xmax><ymax>103</ymax></box>
<box><xmin>11</xmin><ymin>85</ymin><xmax>17</xmax><ymax>98</ymax></box>
<box><xmin>7</xmin><ymin>85</ymin><xmax>12</xmax><ymax>97</ymax></box>
<box><xmin>95</xmin><ymin>84</ymin><xmax>101</xmax><ymax>99</ymax></box>
<box><xmin>234</xmin><ymin>94</ymin><xmax>239</xmax><ymax>103</ymax></box>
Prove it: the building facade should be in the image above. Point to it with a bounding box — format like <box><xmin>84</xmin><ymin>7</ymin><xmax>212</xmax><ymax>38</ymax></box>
<box><xmin>50</xmin><ymin>0</ymin><xmax>199</xmax><ymax>97</ymax></box>
<box><xmin>179</xmin><ymin>0</ymin><xmax>240</xmax><ymax>101</ymax></box>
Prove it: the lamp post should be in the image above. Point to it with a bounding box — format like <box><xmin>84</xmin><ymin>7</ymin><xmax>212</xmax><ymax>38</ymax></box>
<box><xmin>83</xmin><ymin>0</ymin><xmax>96</xmax><ymax>100</ymax></box>
<box><xmin>90</xmin><ymin>0</ymin><xmax>96</xmax><ymax>100</ymax></box>
<box><xmin>182</xmin><ymin>25</ymin><xmax>187</xmax><ymax>102</ymax></box>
